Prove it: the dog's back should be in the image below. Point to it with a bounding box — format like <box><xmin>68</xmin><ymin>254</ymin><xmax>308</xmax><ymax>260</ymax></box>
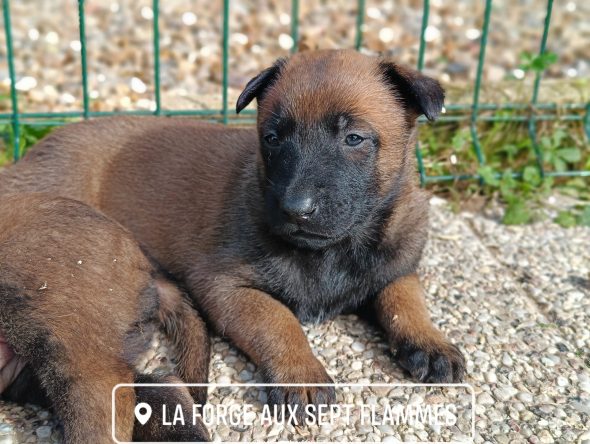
<box><xmin>0</xmin><ymin>116</ymin><xmax>253</xmax><ymax>203</ymax></box>
<box><xmin>0</xmin><ymin>117</ymin><xmax>259</xmax><ymax>277</ymax></box>
<box><xmin>0</xmin><ymin>118</ymin><xmax>151</xmax><ymax>205</ymax></box>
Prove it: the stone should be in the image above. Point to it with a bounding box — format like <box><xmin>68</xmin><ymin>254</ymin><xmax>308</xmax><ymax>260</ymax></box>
<box><xmin>485</xmin><ymin>371</ymin><xmax>498</xmax><ymax>384</ymax></box>
<box><xmin>477</xmin><ymin>392</ymin><xmax>495</xmax><ymax>405</ymax></box>
<box><xmin>36</xmin><ymin>426</ymin><xmax>52</xmax><ymax>439</ymax></box>
<box><xmin>502</xmin><ymin>353</ymin><xmax>514</xmax><ymax>366</ymax></box>
<box><xmin>351</xmin><ymin>361</ymin><xmax>363</xmax><ymax>371</ymax></box>
<box><xmin>494</xmin><ymin>386</ymin><xmax>518</xmax><ymax>402</ymax></box>
<box><xmin>538</xmin><ymin>430</ymin><xmax>555</xmax><ymax>443</ymax></box>
<box><xmin>517</xmin><ymin>392</ymin><xmax>533</xmax><ymax>403</ymax></box>
<box><xmin>351</xmin><ymin>342</ymin><xmax>365</xmax><ymax>352</ymax></box>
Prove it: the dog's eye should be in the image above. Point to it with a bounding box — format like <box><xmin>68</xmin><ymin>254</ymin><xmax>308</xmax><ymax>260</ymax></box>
<box><xmin>345</xmin><ymin>134</ymin><xmax>364</xmax><ymax>146</ymax></box>
<box><xmin>264</xmin><ymin>134</ymin><xmax>280</xmax><ymax>146</ymax></box>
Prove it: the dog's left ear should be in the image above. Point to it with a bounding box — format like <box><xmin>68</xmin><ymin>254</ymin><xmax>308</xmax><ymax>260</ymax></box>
<box><xmin>379</xmin><ymin>61</ymin><xmax>444</xmax><ymax>121</ymax></box>
<box><xmin>236</xmin><ymin>58</ymin><xmax>286</xmax><ymax>114</ymax></box>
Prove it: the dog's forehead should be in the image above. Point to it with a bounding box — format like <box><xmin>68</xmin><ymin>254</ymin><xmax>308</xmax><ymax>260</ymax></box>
<box><xmin>266</xmin><ymin>50</ymin><xmax>397</xmax><ymax>125</ymax></box>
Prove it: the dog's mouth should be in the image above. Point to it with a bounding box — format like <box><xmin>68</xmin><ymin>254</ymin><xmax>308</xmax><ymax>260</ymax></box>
<box><xmin>275</xmin><ymin>225</ymin><xmax>351</xmax><ymax>249</ymax></box>
<box><xmin>280</xmin><ymin>229</ymin><xmax>339</xmax><ymax>249</ymax></box>
<box><xmin>291</xmin><ymin>229</ymin><xmax>332</xmax><ymax>240</ymax></box>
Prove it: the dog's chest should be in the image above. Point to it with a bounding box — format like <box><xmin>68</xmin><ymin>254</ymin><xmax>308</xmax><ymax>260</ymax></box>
<box><xmin>255</xmin><ymin>248</ymin><xmax>391</xmax><ymax>323</ymax></box>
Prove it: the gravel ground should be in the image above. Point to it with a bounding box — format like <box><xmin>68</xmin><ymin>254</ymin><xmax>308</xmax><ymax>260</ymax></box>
<box><xmin>0</xmin><ymin>0</ymin><xmax>588</xmax><ymax>114</ymax></box>
<box><xmin>1</xmin><ymin>197</ymin><xmax>588</xmax><ymax>443</ymax></box>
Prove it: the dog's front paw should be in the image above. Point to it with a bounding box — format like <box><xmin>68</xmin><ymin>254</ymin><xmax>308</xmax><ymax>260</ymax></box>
<box><xmin>396</xmin><ymin>340</ymin><xmax>465</xmax><ymax>383</ymax></box>
<box><xmin>262</xmin><ymin>355</ymin><xmax>336</xmax><ymax>424</ymax></box>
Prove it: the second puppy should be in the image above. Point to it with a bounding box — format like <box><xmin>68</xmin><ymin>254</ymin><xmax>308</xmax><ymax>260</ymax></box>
<box><xmin>0</xmin><ymin>193</ymin><xmax>210</xmax><ymax>443</ymax></box>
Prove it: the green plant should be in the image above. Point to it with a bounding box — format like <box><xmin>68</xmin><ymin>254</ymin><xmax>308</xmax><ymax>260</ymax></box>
<box><xmin>477</xmin><ymin>164</ymin><xmax>552</xmax><ymax>225</ymax></box>
<box><xmin>417</xmin><ymin>110</ymin><xmax>589</xmax><ymax>227</ymax></box>
<box><xmin>554</xmin><ymin>205</ymin><xmax>590</xmax><ymax>228</ymax></box>
<box><xmin>519</xmin><ymin>50</ymin><xmax>558</xmax><ymax>74</ymax></box>
<box><xmin>539</xmin><ymin>128</ymin><xmax>582</xmax><ymax>172</ymax></box>
<box><xmin>0</xmin><ymin>124</ymin><xmax>55</xmax><ymax>166</ymax></box>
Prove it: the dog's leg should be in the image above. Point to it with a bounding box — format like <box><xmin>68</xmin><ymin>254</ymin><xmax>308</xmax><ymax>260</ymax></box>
<box><xmin>199</xmin><ymin>284</ymin><xmax>335</xmax><ymax>422</ymax></box>
<box><xmin>133</xmin><ymin>373</ymin><xmax>210</xmax><ymax>442</ymax></box>
<box><xmin>155</xmin><ymin>277</ymin><xmax>210</xmax><ymax>405</ymax></box>
<box><xmin>374</xmin><ymin>273</ymin><xmax>465</xmax><ymax>382</ymax></box>
<box><xmin>53</xmin><ymin>358</ymin><xmax>137</xmax><ymax>444</ymax></box>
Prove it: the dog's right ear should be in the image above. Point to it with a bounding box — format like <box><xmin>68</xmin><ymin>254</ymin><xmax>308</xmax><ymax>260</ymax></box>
<box><xmin>379</xmin><ymin>61</ymin><xmax>445</xmax><ymax>121</ymax></box>
<box><xmin>236</xmin><ymin>58</ymin><xmax>286</xmax><ymax>114</ymax></box>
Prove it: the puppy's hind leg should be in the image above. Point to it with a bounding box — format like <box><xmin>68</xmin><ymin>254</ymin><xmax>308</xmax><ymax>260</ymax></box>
<box><xmin>0</xmin><ymin>284</ymin><xmax>137</xmax><ymax>444</ymax></box>
<box><xmin>133</xmin><ymin>373</ymin><xmax>210</xmax><ymax>442</ymax></box>
<box><xmin>155</xmin><ymin>276</ymin><xmax>210</xmax><ymax>405</ymax></box>
<box><xmin>52</xmin><ymin>356</ymin><xmax>137</xmax><ymax>444</ymax></box>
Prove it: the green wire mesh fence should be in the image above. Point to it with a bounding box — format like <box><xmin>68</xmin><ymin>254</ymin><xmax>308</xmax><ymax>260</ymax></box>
<box><xmin>1</xmin><ymin>0</ymin><xmax>589</xmax><ymax>184</ymax></box>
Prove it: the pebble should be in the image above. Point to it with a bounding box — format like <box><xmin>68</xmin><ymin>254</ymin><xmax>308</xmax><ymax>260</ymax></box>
<box><xmin>477</xmin><ymin>392</ymin><xmax>495</xmax><ymax>406</ymax></box>
<box><xmin>0</xmin><ymin>424</ymin><xmax>16</xmax><ymax>435</ymax></box>
<box><xmin>356</xmin><ymin>425</ymin><xmax>373</xmax><ymax>435</ymax></box>
<box><xmin>351</xmin><ymin>342</ymin><xmax>365</xmax><ymax>352</ymax></box>
<box><xmin>571</xmin><ymin>401</ymin><xmax>590</xmax><ymax>415</ymax></box>
<box><xmin>320</xmin><ymin>424</ymin><xmax>333</xmax><ymax>435</ymax></box>
<box><xmin>517</xmin><ymin>392</ymin><xmax>534</xmax><ymax>403</ymax></box>
<box><xmin>494</xmin><ymin>386</ymin><xmax>518</xmax><ymax>402</ymax></box>
<box><xmin>377</xmin><ymin>424</ymin><xmax>394</xmax><ymax>435</ymax></box>
<box><xmin>36</xmin><ymin>426</ymin><xmax>52</xmax><ymax>439</ymax></box>
<box><xmin>538</xmin><ymin>430</ymin><xmax>555</xmax><ymax>443</ymax></box>
<box><xmin>485</xmin><ymin>371</ymin><xmax>498</xmax><ymax>384</ymax></box>
<box><xmin>494</xmin><ymin>434</ymin><xmax>511</xmax><ymax>444</ymax></box>
<box><xmin>216</xmin><ymin>375</ymin><xmax>232</xmax><ymax>384</ymax></box>
<box><xmin>513</xmin><ymin>402</ymin><xmax>526</xmax><ymax>412</ymax></box>
<box><xmin>502</xmin><ymin>353</ymin><xmax>514</xmax><ymax>367</ymax></box>
<box><xmin>238</xmin><ymin>370</ymin><xmax>253</xmax><ymax>381</ymax></box>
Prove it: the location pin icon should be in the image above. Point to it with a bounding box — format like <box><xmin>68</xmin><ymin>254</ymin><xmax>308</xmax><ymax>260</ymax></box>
<box><xmin>134</xmin><ymin>402</ymin><xmax>152</xmax><ymax>425</ymax></box>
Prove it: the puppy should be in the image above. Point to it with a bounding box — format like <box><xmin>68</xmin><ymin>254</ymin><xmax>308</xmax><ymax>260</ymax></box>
<box><xmin>0</xmin><ymin>193</ymin><xmax>209</xmax><ymax>442</ymax></box>
<box><xmin>0</xmin><ymin>50</ymin><xmax>465</xmax><ymax>417</ymax></box>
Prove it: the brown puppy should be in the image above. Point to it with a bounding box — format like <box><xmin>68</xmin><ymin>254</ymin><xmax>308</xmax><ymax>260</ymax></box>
<box><xmin>0</xmin><ymin>193</ymin><xmax>209</xmax><ymax>443</ymax></box>
<box><xmin>0</xmin><ymin>50</ymin><xmax>465</xmax><ymax>416</ymax></box>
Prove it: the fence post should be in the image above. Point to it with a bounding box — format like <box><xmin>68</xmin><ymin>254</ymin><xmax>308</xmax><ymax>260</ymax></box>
<box><xmin>470</xmin><ymin>0</ymin><xmax>493</xmax><ymax>173</ymax></box>
<box><xmin>152</xmin><ymin>0</ymin><xmax>162</xmax><ymax>115</ymax></box>
<box><xmin>222</xmin><ymin>0</ymin><xmax>229</xmax><ymax>124</ymax></box>
<box><xmin>415</xmin><ymin>0</ymin><xmax>430</xmax><ymax>186</ymax></box>
<box><xmin>2</xmin><ymin>0</ymin><xmax>20</xmax><ymax>160</ymax></box>
<box><xmin>585</xmin><ymin>103</ymin><xmax>590</xmax><ymax>141</ymax></box>
<box><xmin>528</xmin><ymin>0</ymin><xmax>554</xmax><ymax>179</ymax></box>
<box><xmin>355</xmin><ymin>0</ymin><xmax>365</xmax><ymax>50</ymax></box>
<box><xmin>291</xmin><ymin>0</ymin><xmax>299</xmax><ymax>53</ymax></box>
<box><xmin>77</xmin><ymin>0</ymin><xmax>89</xmax><ymax>119</ymax></box>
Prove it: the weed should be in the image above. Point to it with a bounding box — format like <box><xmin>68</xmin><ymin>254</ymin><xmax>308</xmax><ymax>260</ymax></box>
<box><xmin>0</xmin><ymin>123</ymin><xmax>54</xmax><ymax>166</ymax></box>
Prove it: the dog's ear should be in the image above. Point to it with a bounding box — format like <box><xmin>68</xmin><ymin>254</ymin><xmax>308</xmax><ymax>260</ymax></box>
<box><xmin>236</xmin><ymin>58</ymin><xmax>287</xmax><ymax>114</ymax></box>
<box><xmin>379</xmin><ymin>61</ymin><xmax>444</xmax><ymax>121</ymax></box>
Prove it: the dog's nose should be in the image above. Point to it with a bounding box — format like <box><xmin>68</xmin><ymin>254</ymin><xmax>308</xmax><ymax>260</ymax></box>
<box><xmin>281</xmin><ymin>196</ymin><xmax>317</xmax><ymax>223</ymax></box>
